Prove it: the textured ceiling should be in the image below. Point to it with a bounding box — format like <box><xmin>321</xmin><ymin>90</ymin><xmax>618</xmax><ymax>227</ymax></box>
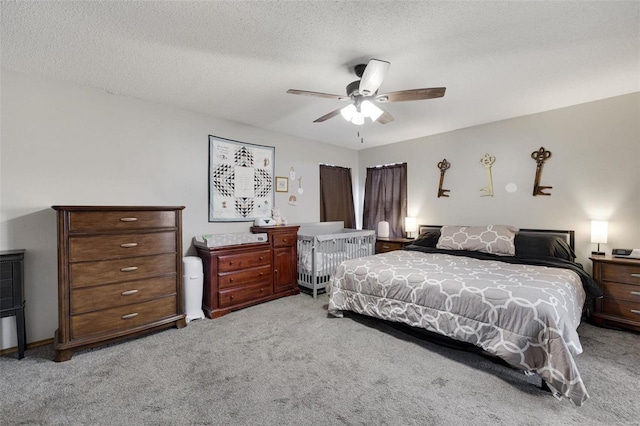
<box><xmin>2</xmin><ymin>1</ymin><xmax>639</xmax><ymax>149</ymax></box>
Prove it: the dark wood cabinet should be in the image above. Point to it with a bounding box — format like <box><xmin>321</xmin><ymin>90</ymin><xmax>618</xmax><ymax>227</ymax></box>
<box><xmin>197</xmin><ymin>225</ymin><xmax>299</xmax><ymax>319</ymax></box>
<box><xmin>590</xmin><ymin>256</ymin><xmax>640</xmax><ymax>332</ymax></box>
<box><xmin>52</xmin><ymin>206</ymin><xmax>186</xmax><ymax>362</ymax></box>
<box><xmin>375</xmin><ymin>237</ymin><xmax>414</xmax><ymax>254</ymax></box>
<box><xmin>253</xmin><ymin>225</ymin><xmax>299</xmax><ymax>293</ymax></box>
<box><xmin>0</xmin><ymin>249</ymin><xmax>26</xmax><ymax>359</ymax></box>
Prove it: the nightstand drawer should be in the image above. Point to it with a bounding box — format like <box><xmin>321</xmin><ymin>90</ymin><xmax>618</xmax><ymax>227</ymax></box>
<box><xmin>376</xmin><ymin>241</ymin><xmax>404</xmax><ymax>253</ymax></box>
<box><xmin>601</xmin><ymin>263</ymin><xmax>640</xmax><ymax>286</ymax></box>
<box><xmin>600</xmin><ymin>281</ymin><xmax>640</xmax><ymax>303</ymax></box>
<box><xmin>601</xmin><ymin>298</ymin><xmax>640</xmax><ymax>321</ymax></box>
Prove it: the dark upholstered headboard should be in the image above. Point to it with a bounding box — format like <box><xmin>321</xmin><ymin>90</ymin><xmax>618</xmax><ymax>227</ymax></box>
<box><xmin>417</xmin><ymin>225</ymin><xmax>575</xmax><ymax>251</ymax></box>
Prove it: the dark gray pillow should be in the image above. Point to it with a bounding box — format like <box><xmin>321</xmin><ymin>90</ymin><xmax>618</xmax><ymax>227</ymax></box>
<box><xmin>411</xmin><ymin>231</ymin><xmax>440</xmax><ymax>248</ymax></box>
<box><xmin>515</xmin><ymin>234</ymin><xmax>576</xmax><ymax>261</ymax></box>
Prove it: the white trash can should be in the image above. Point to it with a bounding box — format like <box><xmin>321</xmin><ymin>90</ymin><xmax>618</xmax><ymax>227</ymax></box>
<box><xmin>183</xmin><ymin>256</ymin><xmax>205</xmax><ymax>323</ymax></box>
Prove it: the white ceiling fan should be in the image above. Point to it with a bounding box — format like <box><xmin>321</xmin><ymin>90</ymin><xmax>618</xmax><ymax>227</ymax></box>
<box><xmin>287</xmin><ymin>59</ymin><xmax>446</xmax><ymax>125</ymax></box>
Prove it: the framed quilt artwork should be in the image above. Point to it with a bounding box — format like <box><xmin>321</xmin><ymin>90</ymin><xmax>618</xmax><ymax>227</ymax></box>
<box><xmin>208</xmin><ymin>135</ymin><xmax>275</xmax><ymax>222</ymax></box>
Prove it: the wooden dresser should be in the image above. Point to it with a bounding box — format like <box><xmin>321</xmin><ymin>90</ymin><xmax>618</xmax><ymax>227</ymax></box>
<box><xmin>197</xmin><ymin>225</ymin><xmax>299</xmax><ymax>319</ymax></box>
<box><xmin>52</xmin><ymin>206</ymin><xmax>186</xmax><ymax>361</ymax></box>
<box><xmin>590</xmin><ymin>256</ymin><xmax>640</xmax><ymax>332</ymax></box>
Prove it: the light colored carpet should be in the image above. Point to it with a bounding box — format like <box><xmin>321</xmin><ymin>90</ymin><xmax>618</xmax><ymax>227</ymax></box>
<box><xmin>1</xmin><ymin>293</ymin><xmax>639</xmax><ymax>425</ymax></box>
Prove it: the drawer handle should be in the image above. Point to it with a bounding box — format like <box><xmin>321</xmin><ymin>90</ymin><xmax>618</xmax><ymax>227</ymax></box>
<box><xmin>631</xmin><ymin>291</ymin><xmax>640</xmax><ymax>297</ymax></box>
<box><xmin>631</xmin><ymin>310</ymin><xmax>640</xmax><ymax>315</ymax></box>
<box><xmin>260</xmin><ymin>288</ymin><xmax>264</xmax><ymax>293</ymax></box>
<box><xmin>121</xmin><ymin>289</ymin><xmax>139</xmax><ymax>296</ymax></box>
<box><xmin>229</xmin><ymin>261</ymin><xmax>234</xmax><ymax>266</ymax></box>
<box><xmin>120</xmin><ymin>243</ymin><xmax>138</xmax><ymax>248</ymax></box>
<box><xmin>632</xmin><ymin>274</ymin><xmax>640</xmax><ymax>278</ymax></box>
<box><xmin>259</xmin><ymin>256</ymin><xmax>263</xmax><ymax>261</ymax></box>
<box><xmin>120</xmin><ymin>217</ymin><xmax>138</xmax><ymax>222</ymax></box>
<box><xmin>282</xmin><ymin>239</ymin><xmax>287</xmax><ymax>243</ymax></box>
<box><xmin>120</xmin><ymin>266</ymin><xmax>138</xmax><ymax>272</ymax></box>
<box><xmin>229</xmin><ymin>278</ymin><xmax>234</xmax><ymax>283</ymax></box>
<box><xmin>121</xmin><ymin>313</ymin><xmax>139</xmax><ymax>319</ymax></box>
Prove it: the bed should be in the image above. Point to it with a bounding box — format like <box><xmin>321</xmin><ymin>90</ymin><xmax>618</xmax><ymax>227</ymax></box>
<box><xmin>328</xmin><ymin>224</ymin><xmax>603</xmax><ymax>406</ymax></box>
<box><xmin>297</xmin><ymin>222</ymin><xmax>376</xmax><ymax>298</ymax></box>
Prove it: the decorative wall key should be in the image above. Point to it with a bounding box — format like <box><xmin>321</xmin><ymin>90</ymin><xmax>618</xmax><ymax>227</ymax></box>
<box><xmin>531</xmin><ymin>146</ymin><xmax>552</xmax><ymax>196</ymax></box>
<box><xmin>479</xmin><ymin>153</ymin><xmax>495</xmax><ymax>197</ymax></box>
<box><xmin>437</xmin><ymin>159</ymin><xmax>451</xmax><ymax>198</ymax></box>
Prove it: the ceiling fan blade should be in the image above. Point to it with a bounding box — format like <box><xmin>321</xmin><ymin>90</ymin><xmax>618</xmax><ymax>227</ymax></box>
<box><xmin>376</xmin><ymin>109</ymin><xmax>394</xmax><ymax>124</ymax></box>
<box><xmin>287</xmin><ymin>89</ymin><xmax>349</xmax><ymax>100</ymax></box>
<box><xmin>358</xmin><ymin>59</ymin><xmax>390</xmax><ymax>96</ymax></box>
<box><xmin>376</xmin><ymin>87</ymin><xmax>446</xmax><ymax>102</ymax></box>
<box><xmin>313</xmin><ymin>107</ymin><xmax>343</xmax><ymax>123</ymax></box>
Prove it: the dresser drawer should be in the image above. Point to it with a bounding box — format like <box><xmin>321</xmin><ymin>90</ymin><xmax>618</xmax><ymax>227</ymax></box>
<box><xmin>70</xmin><ymin>253</ymin><xmax>176</xmax><ymax>288</ymax></box>
<box><xmin>71</xmin><ymin>275</ymin><xmax>177</xmax><ymax>314</ymax></box>
<box><xmin>70</xmin><ymin>231</ymin><xmax>176</xmax><ymax>262</ymax></box>
<box><xmin>601</xmin><ymin>281</ymin><xmax>640</xmax><ymax>303</ymax></box>
<box><xmin>601</xmin><ymin>263</ymin><xmax>640</xmax><ymax>286</ymax></box>
<box><xmin>218</xmin><ymin>282</ymin><xmax>272</xmax><ymax>308</ymax></box>
<box><xmin>273</xmin><ymin>233</ymin><xmax>295</xmax><ymax>248</ymax></box>
<box><xmin>219</xmin><ymin>265</ymin><xmax>272</xmax><ymax>289</ymax></box>
<box><xmin>71</xmin><ymin>295</ymin><xmax>177</xmax><ymax>338</ymax></box>
<box><xmin>217</xmin><ymin>249</ymin><xmax>271</xmax><ymax>273</ymax></box>
<box><xmin>601</xmin><ymin>298</ymin><xmax>640</xmax><ymax>321</ymax></box>
<box><xmin>69</xmin><ymin>210</ymin><xmax>177</xmax><ymax>232</ymax></box>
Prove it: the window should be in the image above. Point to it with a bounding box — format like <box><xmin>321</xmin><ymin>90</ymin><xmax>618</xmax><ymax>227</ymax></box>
<box><xmin>362</xmin><ymin>163</ymin><xmax>407</xmax><ymax>238</ymax></box>
<box><xmin>319</xmin><ymin>164</ymin><xmax>356</xmax><ymax>228</ymax></box>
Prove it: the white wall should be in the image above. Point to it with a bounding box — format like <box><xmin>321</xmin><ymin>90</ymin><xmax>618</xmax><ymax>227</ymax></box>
<box><xmin>359</xmin><ymin>92</ymin><xmax>640</xmax><ymax>267</ymax></box>
<box><xmin>3</xmin><ymin>70</ymin><xmax>638</xmax><ymax>352</ymax></box>
<box><xmin>0</xmin><ymin>71</ymin><xmax>359</xmax><ymax>349</ymax></box>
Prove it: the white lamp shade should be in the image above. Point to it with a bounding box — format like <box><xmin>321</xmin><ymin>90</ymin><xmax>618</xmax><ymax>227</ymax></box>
<box><xmin>361</xmin><ymin>100</ymin><xmax>383</xmax><ymax>122</ymax></box>
<box><xmin>590</xmin><ymin>221</ymin><xmax>608</xmax><ymax>244</ymax></box>
<box><xmin>404</xmin><ymin>217</ymin><xmax>417</xmax><ymax>233</ymax></box>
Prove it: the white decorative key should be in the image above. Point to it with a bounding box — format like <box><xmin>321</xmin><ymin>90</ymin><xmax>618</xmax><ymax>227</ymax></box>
<box><xmin>480</xmin><ymin>153</ymin><xmax>495</xmax><ymax>197</ymax></box>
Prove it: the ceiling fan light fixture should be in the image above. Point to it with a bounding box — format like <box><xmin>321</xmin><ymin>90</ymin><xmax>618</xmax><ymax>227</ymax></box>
<box><xmin>361</xmin><ymin>100</ymin><xmax>383</xmax><ymax>122</ymax></box>
<box><xmin>340</xmin><ymin>104</ymin><xmax>357</xmax><ymax>121</ymax></box>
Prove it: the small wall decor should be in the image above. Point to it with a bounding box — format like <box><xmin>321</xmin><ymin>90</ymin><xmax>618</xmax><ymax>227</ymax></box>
<box><xmin>297</xmin><ymin>177</ymin><xmax>304</xmax><ymax>194</ymax></box>
<box><xmin>479</xmin><ymin>153</ymin><xmax>495</xmax><ymax>197</ymax></box>
<box><xmin>288</xmin><ymin>195</ymin><xmax>297</xmax><ymax>206</ymax></box>
<box><xmin>275</xmin><ymin>176</ymin><xmax>289</xmax><ymax>192</ymax></box>
<box><xmin>531</xmin><ymin>146</ymin><xmax>552</xmax><ymax>196</ymax></box>
<box><xmin>289</xmin><ymin>167</ymin><xmax>296</xmax><ymax>181</ymax></box>
<box><xmin>209</xmin><ymin>135</ymin><xmax>274</xmax><ymax>222</ymax></box>
<box><xmin>437</xmin><ymin>158</ymin><xmax>451</xmax><ymax>198</ymax></box>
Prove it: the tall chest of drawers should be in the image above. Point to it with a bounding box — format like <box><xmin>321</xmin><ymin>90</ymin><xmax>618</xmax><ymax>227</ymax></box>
<box><xmin>52</xmin><ymin>206</ymin><xmax>186</xmax><ymax>361</ymax></box>
<box><xmin>590</xmin><ymin>256</ymin><xmax>640</xmax><ymax>332</ymax></box>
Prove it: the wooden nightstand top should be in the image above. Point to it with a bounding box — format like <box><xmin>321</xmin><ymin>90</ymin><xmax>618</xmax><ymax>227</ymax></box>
<box><xmin>376</xmin><ymin>237</ymin><xmax>415</xmax><ymax>243</ymax></box>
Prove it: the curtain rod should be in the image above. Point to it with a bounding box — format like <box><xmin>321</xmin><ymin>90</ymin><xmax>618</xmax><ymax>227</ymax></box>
<box><xmin>368</xmin><ymin>162</ymin><xmax>406</xmax><ymax>169</ymax></box>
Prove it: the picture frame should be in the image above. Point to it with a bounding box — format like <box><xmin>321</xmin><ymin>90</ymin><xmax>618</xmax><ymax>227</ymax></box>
<box><xmin>208</xmin><ymin>135</ymin><xmax>275</xmax><ymax>222</ymax></box>
<box><xmin>275</xmin><ymin>176</ymin><xmax>289</xmax><ymax>192</ymax></box>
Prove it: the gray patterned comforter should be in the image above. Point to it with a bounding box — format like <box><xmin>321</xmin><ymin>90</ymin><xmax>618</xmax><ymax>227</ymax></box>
<box><xmin>327</xmin><ymin>250</ymin><xmax>589</xmax><ymax>405</ymax></box>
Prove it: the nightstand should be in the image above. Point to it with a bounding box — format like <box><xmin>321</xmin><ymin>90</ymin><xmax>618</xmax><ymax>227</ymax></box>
<box><xmin>0</xmin><ymin>249</ymin><xmax>26</xmax><ymax>359</ymax></box>
<box><xmin>375</xmin><ymin>237</ymin><xmax>414</xmax><ymax>254</ymax></box>
<box><xmin>590</xmin><ymin>256</ymin><xmax>640</xmax><ymax>332</ymax></box>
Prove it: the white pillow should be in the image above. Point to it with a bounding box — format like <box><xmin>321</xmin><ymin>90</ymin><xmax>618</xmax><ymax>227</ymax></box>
<box><xmin>436</xmin><ymin>225</ymin><xmax>518</xmax><ymax>256</ymax></box>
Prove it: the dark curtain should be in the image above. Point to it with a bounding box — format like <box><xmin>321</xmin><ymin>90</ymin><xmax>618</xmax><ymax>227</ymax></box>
<box><xmin>362</xmin><ymin>163</ymin><xmax>407</xmax><ymax>238</ymax></box>
<box><xmin>319</xmin><ymin>164</ymin><xmax>356</xmax><ymax>229</ymax></box>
